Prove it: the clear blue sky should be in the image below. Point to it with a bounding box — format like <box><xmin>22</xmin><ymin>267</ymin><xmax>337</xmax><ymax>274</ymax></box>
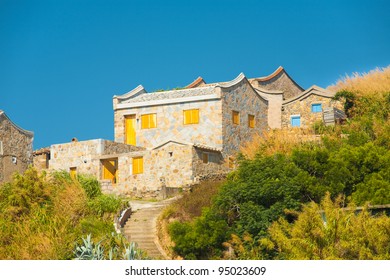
<box><xmin>1</xmin><ymin>0</ymin><xmax>389</xmax><ymax>149</ymax></box>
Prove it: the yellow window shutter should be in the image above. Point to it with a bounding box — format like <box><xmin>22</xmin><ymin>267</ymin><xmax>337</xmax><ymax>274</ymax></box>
<box><xmin>133</xmin><ymin>157</ymin><xmax>143</xmax><ymax>174</ymax></box>
<box><xmin>233</xmin><ymin>111</ymin><xmax>240</xmax><ymax>124</ymax></box>
<box><xmin>141</xmin><ymin>114</ymin><xmax>156</xmax><ymax>129</ymax></box>
<box><xmin>183</xmin><ymin>110</ymin><xmax>189</xmax><ymax>124</ymax></box>
<box><xmin>150</xmin><ymin>114</ymin><xmax>157</xmax><ymax>128</ymax></box>
<box><xmin>248</xmin><ymin>114</ymin><xmax>255</xmax><ymax>128</ymax></box>
<box><xmin>192</xmin><ymin>109</ymin><xmax>199</xmax><ymax>124</ymax></box>
<box><xmin>184</xmin><ymin>109</ymin><xmax>199</xmax><ymax>124</ymax></box>
<box><xmin>141</xmin><ymin>115</ymin><xmax>148</xmax><ymax>129</ymax></box>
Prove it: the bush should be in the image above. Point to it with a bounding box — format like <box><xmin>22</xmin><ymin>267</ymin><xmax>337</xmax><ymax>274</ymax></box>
<box><xmin>78</xmin><ymin>175</ymin><xmax>102</xmax><ymax>199</ymax></box>
<box><xmin>88</xmin><ymin>194</ymin><xmax>124</xmax><ymax>216</ymax></box>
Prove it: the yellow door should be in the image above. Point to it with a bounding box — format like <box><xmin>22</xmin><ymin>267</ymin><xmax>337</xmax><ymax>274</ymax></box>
<box><xmin>125</xmin><ymin>115</ymin><xmax>136</xmax><ymax>145</ymax></box>
<box><xmin>102</xmin><ymin>159</ymin><xmax>117</xmax><ymax>184</ymax></box>
<box><xmin>70</xmin><ymin>167</ymin><xmax>77</xmax><ymax>179</ymax></box>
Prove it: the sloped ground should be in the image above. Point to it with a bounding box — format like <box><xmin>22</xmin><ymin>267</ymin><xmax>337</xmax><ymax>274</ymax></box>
<box><xmin>123</xmin><ymin>197</ymin><xmax>177</xmax><ymax>259</ymax></box>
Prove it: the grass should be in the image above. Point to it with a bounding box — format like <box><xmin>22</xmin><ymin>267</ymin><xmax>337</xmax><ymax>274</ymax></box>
<box><xmin>240</xmin><ymin>128</ymin><xmax>323</xmax><ymax>160</ymax></box>
<box><xmin>328</xmin><ymin>66</ymin><xmax>390</xmax><ymax>98</ymax></box>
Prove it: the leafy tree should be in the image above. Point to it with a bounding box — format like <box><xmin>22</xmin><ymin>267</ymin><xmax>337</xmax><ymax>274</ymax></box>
<box><xmin>169</xmin><ymin>208</ymin><xmax>229</xmax><ymax>259</ymax></box>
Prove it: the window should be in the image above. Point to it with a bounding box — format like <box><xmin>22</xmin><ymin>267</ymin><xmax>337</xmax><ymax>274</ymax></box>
<box><xmin>232</xmin><ymin>111</ymin><xmax>240</xmax><ymax>125</ymax></box>
<box><xmin>133</xmin><ymin>157</ymin><xmax>144</xmax><ymax>174</ymax></box>
<box><xmin>311</xmin><ymin>103</ymin><xmax>322</xmax><ymax>113</ymax></box>
<box><xmin>202</xmin><ymin>153</ymin><xmax>209</xmax><ymax>164</ymax></box>
<box><xmin>102</xmin><ymin>159</ymin><xmax>118</xmax><ymax>184</ymax></box>
<box><xmin>183</xmin><ymin>109</ymin><xmax>199</xmax><ymax>124</ymax></box>
<box><xmin>141</xmin><ymin>113</ymin><xmax>157</xmax><ymax>129</ymax></box>
<box><xmin>69</xmin><ymin>167</ymin><xmax>77</xmax><ymax>179</ymax></box>
<box><xmin>248</xmin><ymin>114</ymin><xmax>255</xmax><ymax>128</ymax></box>
<box><xmin>291</xmin><ymin>116</ymin><xmax>301</xmax><ymax>127</ymax></box>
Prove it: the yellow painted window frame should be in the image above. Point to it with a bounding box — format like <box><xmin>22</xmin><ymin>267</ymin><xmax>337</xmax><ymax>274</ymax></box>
<box><xmin>183</xmin><ymin>109</ymin><xmax>199</xmax><ymax>125</ymax></box>
<box><xmin>133</xmin><ymin>157</ymin><xmax>144</xmax><ymax>174</ymax></box>
<box><xmin>141</xmin><ymin>113</ymin><xmax>157</xmax><ymax>129</ymax></box>
<box><xmin>248</xmin><ymin>114</ymin><xmax>255</xmax><ymax>128</ymax></box>
<box><xmin>232</xmin><ymin>111</ymin><xmax>240</xmax><ymax>125</ymax></box>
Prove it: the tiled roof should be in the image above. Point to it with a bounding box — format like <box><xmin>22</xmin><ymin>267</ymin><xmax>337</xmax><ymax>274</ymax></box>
<box><xmin>122</xmin><ymin>86</ymin><xmax>216</xmax><ymax>103</ymax></box>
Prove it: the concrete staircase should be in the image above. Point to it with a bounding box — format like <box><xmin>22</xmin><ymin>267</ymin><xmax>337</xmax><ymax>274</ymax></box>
<box><xmin>123</xmin><ymin>198</ymin><xmax>176</xmax><ymax>259</ymax></box>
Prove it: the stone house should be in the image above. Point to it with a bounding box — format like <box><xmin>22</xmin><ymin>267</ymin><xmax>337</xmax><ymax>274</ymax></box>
<box><xmin>46</xmin><ymin>67</ymin><xmax>344</xmax><ymax>197</ymax></box>
<box><xmin>0</xmin><ymin>110</ymin><xmax>34</xmax><ymax>183</ymax></box>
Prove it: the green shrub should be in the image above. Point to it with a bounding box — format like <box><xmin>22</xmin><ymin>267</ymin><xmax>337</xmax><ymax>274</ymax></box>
<box><xmin>88</xmin><ymin>194</ymin><xmax>123</xmax><ymax>216</ymax></box>
<box><xmin>77</xmin><ymin>175</ymin><xmax>102</xmax><ymax>199</ymax></box>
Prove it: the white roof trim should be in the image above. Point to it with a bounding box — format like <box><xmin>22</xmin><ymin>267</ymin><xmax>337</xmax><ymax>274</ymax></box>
<box><xmin>116</xmin><ymin>93</ymin><xmax>220</xmax><ymax>109</ymax></box>
<box><xmin>114</xmin><ymin>85</ymin><xmax>147</xmax><ymax>101</ymax></box>
<box><xmin>283</xmin><ymin>85</ymin><xmax>335</xmax><ymax>106</ymax></box>
<box><xmin>217</xmin><ymin>72</ymin><xmax>246</xmax><ymax>89</ymax></box>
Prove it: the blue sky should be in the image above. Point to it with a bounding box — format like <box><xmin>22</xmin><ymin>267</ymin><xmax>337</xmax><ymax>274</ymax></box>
<box><xmin>1</xmin><ymin>0</ymin><xmax>389</xmax><ymax>149</ymax></box>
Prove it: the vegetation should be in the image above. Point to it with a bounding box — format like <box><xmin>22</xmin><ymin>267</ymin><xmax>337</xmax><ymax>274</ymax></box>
<box><xmin>165</xmin><ymin>66</ymin><xmax>390</xmax><ymax>260</ymax></box>
<box><xmin>74</xmin><ymin>234</ymin><xmax>147</xmax><ymax>260</ymax></box>
<box><xmin>266</xmin><ymin>193</ymin><xmax>390</xmax><ymax>260</ymax></box>
<box><xmin>0</xmin><ymin>168</ymin><xmax>131</xmax><ymax>259</ymax></box>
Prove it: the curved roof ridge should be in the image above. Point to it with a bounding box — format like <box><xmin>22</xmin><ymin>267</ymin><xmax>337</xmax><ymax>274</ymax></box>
<box><xmin>185</xmin><ymin>76</ymin><xmax>206</xmax><ymax>89</ymax></box>
<box><xmin>254</xmin><ymin>87</ymin><xmax>284</xmax><ymax>95</ymax></box>
<box><xmin>255</xmin><ymin>66</ymin><xmax>284</xmax><ymax>82</ymax></box>
<box><xmin>217</xmin><ymin>72</ymin><xmax>246</xmax><ymax>88</ymax></box>
<box><xmin>283</xmin><ymin>85</ymin><xmax>335</xmax><ymax>105</ymax></box>
<box><xmin>0</xmin><ymin>110</ymin><xmax>33</xmax><ymax>137</ymax></box>
<box><xmin>114</xmin><ymin>85</ymin><xmax>147</xmax><ymax>101</ymax></box>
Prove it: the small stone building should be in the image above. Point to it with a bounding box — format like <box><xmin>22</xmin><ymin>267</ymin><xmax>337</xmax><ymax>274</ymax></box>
<box><xmin>0</xmin><ymin>110</ymin><xmax>34</xmax><ymax>183</ymax></box>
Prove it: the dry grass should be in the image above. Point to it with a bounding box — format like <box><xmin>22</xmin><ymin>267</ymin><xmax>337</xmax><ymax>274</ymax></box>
<box><xmin>327</xmin><ymin>66</ymin><xmax>390</xmax><ymax>97</ymax></box>
<box><xmin>240</xmin><ymin>129</ymin><xmax>322</xmax><ymax>159</ymax></box>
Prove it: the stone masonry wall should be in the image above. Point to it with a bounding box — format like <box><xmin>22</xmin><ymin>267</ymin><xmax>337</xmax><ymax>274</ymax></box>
<box><xmin>114</xmin><ymin>99</ymin><xmax>223</xmax><ymax>149</ymax></box>
<box><xmin>281</xmin><ymin>94</ymin><xmax>343</xmax><ymax>128</ymax></box>
<box><xmin>257</xmin><ymin>71</ymin><xmax>303</xmax><ymax>100</ymax></box>
<box><xmin>0</xmin><ymin>114</ymin><xmax>33</xmax><ymax>183</ymax></box>
<box><xmin>109</xmin><ymin>142</ymin><xmax>194</xmax><ymax>198</ymax></box>
<box><xmin>49</xmin><ymin>139</ymin><xmax>144</xmax><ymax>175</ymax></box>
<box><xmin>192</xmin><ymin>147</ymin><xmax>228</xmax><ymax>181</ymax></box>
<box><xmin>221</xmin><ymin>81</ymin><xmax>268</xmax><ymax>157</ymax></box>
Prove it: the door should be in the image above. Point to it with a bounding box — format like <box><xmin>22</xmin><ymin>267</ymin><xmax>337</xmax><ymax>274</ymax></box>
<box><xmin>125</xmin><ymin>115</ymin><xmax>136</xmax><ymax>145</ymax></box>
<box><xmin>102</xmin><ymin>159</ymin><xmax>118</xmax><ymax>184</ymax></box>
<box><xmin>69</xmin><ymin>167</ymin><xmax>77</xmax><ymax>179</ymax></box>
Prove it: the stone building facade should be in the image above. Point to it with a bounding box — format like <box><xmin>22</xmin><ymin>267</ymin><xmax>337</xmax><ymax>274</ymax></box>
<box><xmin>46</xmin><ymin>66</ymin><xmax>343</xmax><ymax>198</ymax></box>
<box><xmin>0</xmin><ymin>110</ymin><xmax>34</xmax><ymax>183</ymax></box>
<box><xmin>281</xmin><ymin>86</ymin><xmax>344</xmax><ymax>129</ymax></box>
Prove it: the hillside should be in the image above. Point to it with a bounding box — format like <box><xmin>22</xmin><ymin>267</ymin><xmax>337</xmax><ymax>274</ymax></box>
<box><xmin>161</xmin><ymin>66</ymin><xmax>390</xmax><ymax>260</ymax></box>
